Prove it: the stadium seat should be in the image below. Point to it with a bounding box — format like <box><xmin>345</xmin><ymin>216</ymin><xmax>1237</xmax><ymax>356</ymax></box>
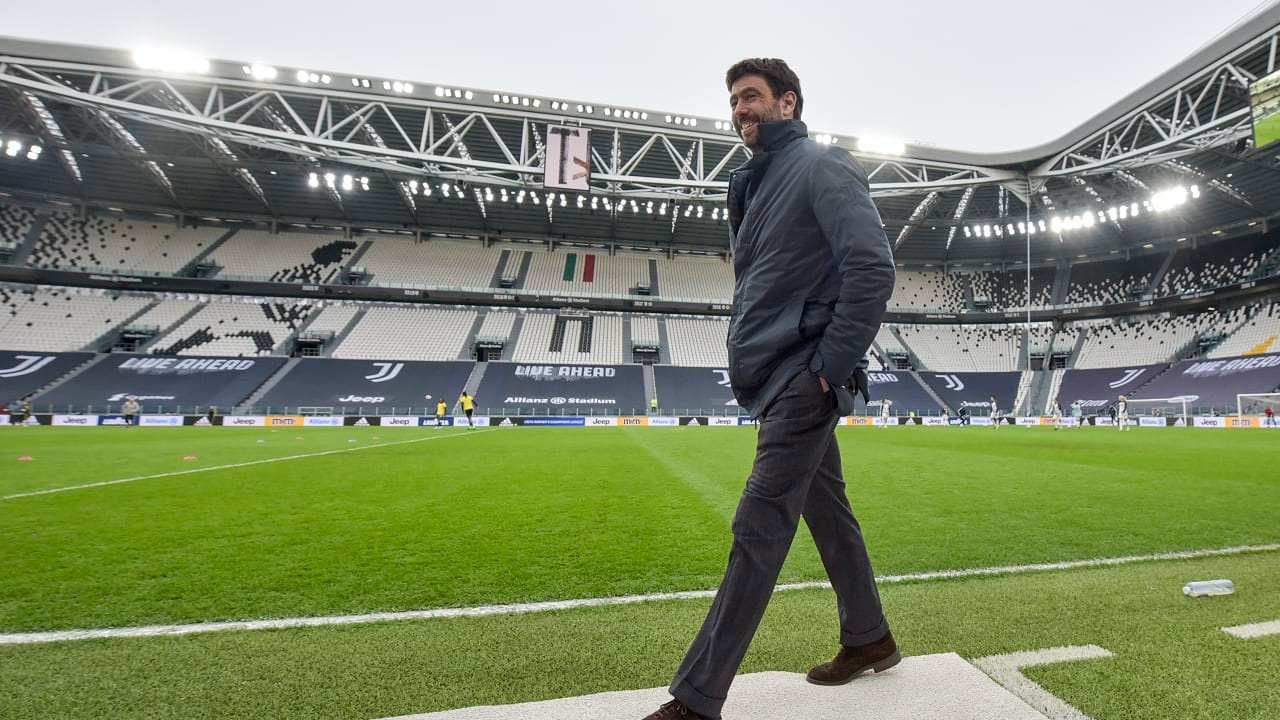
<box><xmin>0</xmin><ymin>286</ymin><xmax>151</xmax><ymax>351</ymax></box>
<box><xmin>208</xmin><ymin>230</ymin><xmax>358</xmax><ymax>284</ymax></box>
<box><xmin>332</xmin><ymin>306</ymin><xmax>478</xmax><ymax>361</ymax></box>
<box><xmin>359</xmin><ymin>238</ymin><xmax>504</xmax><ymax>290</ymax></box>
<box><xmin>666</xmin><ymin>317</ymin><xmax>729</xmax><ymax>367</ymax></box>
<box><xmin>28</xmin><ymin>213</ymin><xmax>221</xmax><ymax>275</ymax></box>
<box><xmin>149</xmin><ymin>299</ymin><xmax>315</xmax><ymax>356</ymax></box>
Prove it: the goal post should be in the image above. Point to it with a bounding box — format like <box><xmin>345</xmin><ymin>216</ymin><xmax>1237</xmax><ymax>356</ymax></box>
<box><xmin>1127</xmin><ymin>396</ymin><xmax>1192</xmax><ymax>425</ymax></box>
<box><xmin>1237</xmin><ymin>393</ymin><xmax>1280</xmax><ymax>417</ymax></box>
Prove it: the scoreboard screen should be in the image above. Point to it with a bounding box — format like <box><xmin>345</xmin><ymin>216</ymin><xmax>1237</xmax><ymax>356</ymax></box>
<box><xmin>544</xmin><ymin>125</ymin><xmax>591</xmax><ymax>191</ymax></box>
<box><xmin>1250</xmin><ymin>69</ymin><xmax>1280</xmax><ymax>150</ymax></box>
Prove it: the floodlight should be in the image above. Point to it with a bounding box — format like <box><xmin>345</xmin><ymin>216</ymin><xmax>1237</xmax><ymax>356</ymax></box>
<box><xmin>5</xmin><ymin>140</ymin><xmax>21</xmax><ymax>157</ymax></box>
<box><xmin>856</xmin><ymin>135</ymin><xmax>905</xmax><ymax>156</ymax></box>
<box><xmin>465</xmin><ymin>90</ymin><xmax>473</xmax><ymax>100</ymax></box>
<box><xmin>308</xmin><ymin>173</ymin><xmax>319</xmax><ymax>188</ymax></box>
<box><xmin>248</xmin><ymin>64</ymin><xmax>277</xmax><ymax>81</ymax></box>
<box><xmin>132</xmin><ymin>48</ymin><xmax>210</xmax><ymax>74</ymax></box>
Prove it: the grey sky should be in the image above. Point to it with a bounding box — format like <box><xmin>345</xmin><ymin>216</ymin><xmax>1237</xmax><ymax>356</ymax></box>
<box><xmin>4</xmin><ymin>0</ymin><xmax>1270</xmax><ymax>152</ymax></box>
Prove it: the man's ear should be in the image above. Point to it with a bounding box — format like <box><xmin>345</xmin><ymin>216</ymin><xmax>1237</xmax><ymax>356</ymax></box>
<box><xmin>780</xmin><ymin>90</ymin><xmax>797</xmax><ymax>120</ymax></box>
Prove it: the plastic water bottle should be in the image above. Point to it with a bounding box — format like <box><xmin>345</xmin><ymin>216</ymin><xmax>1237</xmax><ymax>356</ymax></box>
<box><xmin>1183</xmin><ymin>579</ymin><xmax>1234</xmax><ymax>597</ymax></box>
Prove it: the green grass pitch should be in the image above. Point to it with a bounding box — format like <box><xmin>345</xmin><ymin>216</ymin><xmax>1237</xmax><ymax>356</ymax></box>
<box><xmin>1</xmin><ymin>425</ymin><xmax>1277</xmax><ymax>718</ymax></box>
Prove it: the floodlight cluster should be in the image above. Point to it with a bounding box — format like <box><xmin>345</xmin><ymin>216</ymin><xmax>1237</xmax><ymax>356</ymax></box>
<box><xmin>435</xmin><ymin>86</ymin><xmax>472</xmax><ymax>100</ymax></box>
<box><xmin>397</xmin><ymin>178</ymin><xmax>728</xmax><ymax>223</ymax></box>
<box><xmin>295</xmin><ymin>70</ymin><xmax>331</xmax><ymax>84</ymax></box>
<box><xmin>605</xmin><ymin>108</ymin><xmax>648</xmax><ymax>120</ymax></box>
<box><xmin>493</xmin><ymin>94</ymin><xmax>542</xmax><ymax>109</ymax></box>
<box><xmin>0</xmin><ymin>137</ymin><xmax>42</xmax><ymax>161</ymax></box>
<box><xmin>307</xmin><ymin>172</ymin><xmax>369</xmax><ymax>192</ymax></box>
<box><xmin>665</xmin><ymin>115</ymin><xmax>698</xmax><ymax>127</ymax></box>
<box><xmin>241</xmin><ymin>64</ymin><xmax>278</xmax><ymax>81</ymax></box>
<box><xmin>855</xmin><ymin>136</ymin><xmax>906</xmax><ymax>156</ymax></box>
<box><xmin>132</xmin><ymin>48</ymin><xmax>209</xmax><ymax>74</ymax></box>
<box><xmin>962</xmin><ymin>185</ymin><xmax>1201</xmax><ymax>239</ymax></box>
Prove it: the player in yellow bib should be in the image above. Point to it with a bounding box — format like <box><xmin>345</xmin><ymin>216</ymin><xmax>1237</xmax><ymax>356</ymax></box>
<box><xmin>435</xmin><ymin>399</ymin><xmax>448</xmax><ymax>429</ymax></box>
<box><xmin>457</xmin><ymin>392</ymin><xmax>476</xmax><ymax>428</ymax></box>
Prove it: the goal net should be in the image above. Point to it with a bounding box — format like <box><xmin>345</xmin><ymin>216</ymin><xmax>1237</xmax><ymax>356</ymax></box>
<box><xmin>1127</xmin><ymin>396</ymin><xmax>1192</xmax><ymax>424</ymax></box>
<box><xmin>1237</xmin><ymin>393</ymin><xmax>1280</xmax><ymax>417</ymax></box>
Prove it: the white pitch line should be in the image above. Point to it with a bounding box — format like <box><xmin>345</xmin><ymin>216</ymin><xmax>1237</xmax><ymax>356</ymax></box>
<box><xmin>1</xmin><ymin>542</ymin><xmax>1275</xmax><ymax>647</ymax></box>
<box><xmin>1</xmin><ymin>429</ymin><xmax>497</xmax><ymax>501</ymax></box>
<box><xmin>972</xmin><ymin>645</ymin><xmax>1114</xmax><ymax>720</ymax></box>
<box><xmin>1222</xmin><ymin>619</ymin><xmax>1280</xmax><ymax>639</ymax></box>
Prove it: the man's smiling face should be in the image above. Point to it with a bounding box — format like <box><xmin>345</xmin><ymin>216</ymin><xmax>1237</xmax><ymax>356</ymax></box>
<box><xmin>729</xmin><ymin>74</ymin><xmax>795</xmax><ymax>151</ymax></box>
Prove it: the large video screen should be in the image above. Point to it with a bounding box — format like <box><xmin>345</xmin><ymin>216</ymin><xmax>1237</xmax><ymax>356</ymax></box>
<box><xmin>1250</xmin><ymin>69</ymin><xmax>1280</xmax><ymax>150</ymax></box>
<box><xmin>544</xmin><ymin>125</ymin><xmax>591</xmax><ymax>190</ymax></box>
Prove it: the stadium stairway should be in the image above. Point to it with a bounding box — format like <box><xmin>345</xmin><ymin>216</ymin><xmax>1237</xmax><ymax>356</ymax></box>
<box><xmin>501</xmin><ymin>314</ymin><xmax>525</xmax><ymax>360</ymax></box>
<box><xmin>28</xmin><ymin>354</ymin><xmax>110</xmax><ymax>408</ymax></box>
<box><xmin>511</xmin><ymin>250</ymin><xmax>534</xmax><ymax>290</ymax></box>
<box><xmin>489</xmin><ymin>249</ymin><xmax>512</xmax><ymax>288</ymax></box>
<box><xmin>889</xmin><ymin>326</ymin><xmax>921</xmax><ymax>369</ymax></box>
<box><xmin>274</xmin><ymin>306</ymin><xmax>325</xmax><ymax>355</ymax></box>
<box><xmin>1067</xmin><ymin>329</ymin><xmax>1089</xmax><ymax>368</ymax></box>
<box><xmin>1148</xmin><ymin>247</ymin><xmax>1179</xmax><ymax>298</ymax></box>
<box><xmin>1040</xmin><ymin>369</ymin><xmax>1065</xmax><ymax>414</ymax></box>
<box><xmin>462</xmin><ymin>361</ymin><xmax>488</xmax><ymax>398</ymax></box>
<box><xmin>324</xmin><ymin>308</ymin><xmax>367</xmax><ymax>357</ymax></box>
<box><xmin>136</xmin><ymin>303</ymin><xmax>207</xmax><ymax>353</ymax></box>
<box><xmin>341</xmin><ymin>240</ymin><xmax>374</xmax><ymax>277</ymax></box>
<box><xmin>383</xmin><ymin>655</ymin><xmax>1054</xmax><ymax>720</ymax></box>
<box><xmin>655</xmin><ymin>317</ymin><xmax>673</xmax><ymax>365</ymax></box>
<box><xmin>1050</xmin><ymin>262</ymin><xmax>1071</xmax><ymax>306</ymax></box>
<box><xmin>236</xmin><ymin>357</ymin><xmax>301</xmax><ymax>413</ymax></box>
<box><xmin>80</xmin><ymin>299</ymin><xmax>159</xmax><ymax>352</ymax></box>
<box><xmin>1012</xmin><ymin>370</ymin><xmax>1034</xmax><ymax>415</ymax></box>
<box><xmin>641</xmin><ymin>364</ymin><xmax>657</xmax><ymax>406</ymax></box>
<box><xmin>647</xmin><ymin>258</ymin><xmax>660</xmax><ymax>296</ymax></box>
<box><xmin>1025</xmin><ymin>370</ymin><xmax>1055</xmax><ymax>415</ymax></box>
<box><xmin>175</xmin><ymin>228</ymin><xmax>236</xmax><ymax>276</ymax></box>
<box><xmin>459</xmin><ymin>313</ymin><xmax>488</xmax><ymax>360</ymax></box>
<box><xmin>8</xmin><ymin>212</ymin><xmax>49</xmax><ymax>266</ymax></box>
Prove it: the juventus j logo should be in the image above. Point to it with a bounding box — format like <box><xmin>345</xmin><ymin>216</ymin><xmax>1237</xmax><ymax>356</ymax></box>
<box><xmin>1108</xmin><ymin>369</ymin><xmax>1145</xmax><ymax>389</ymax></box>
<box><xmin>0</xmin><ymin>355</ymin><xmax>56</xmax><ymax>378</ymax></box>
<box><xmin>935</xmin><ymin>374</ymin><xmax>965</xmax><ymax>391</ymax></box>
<box><xmin>365</xmin><ymin>362</ymin><xmax>405</xmax><ymax>384</ymax></box>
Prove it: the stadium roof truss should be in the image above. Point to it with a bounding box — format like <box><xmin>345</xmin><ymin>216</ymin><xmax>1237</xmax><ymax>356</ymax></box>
<box><xmin>0</xmin><ymin>61</ymin><xmax>1011</xmax><ymax>198</ymax></box>
<box><xmin>1</xmin><ymin>4</ymin><xmax>1280</xmax><ymax>261</ymax></box>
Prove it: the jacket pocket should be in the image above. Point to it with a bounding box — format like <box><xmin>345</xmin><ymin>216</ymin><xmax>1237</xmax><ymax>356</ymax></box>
<box><xmin>728</xmin><ymin>299</ymin><xmax>805</xmax><ymax>390</ymax></box>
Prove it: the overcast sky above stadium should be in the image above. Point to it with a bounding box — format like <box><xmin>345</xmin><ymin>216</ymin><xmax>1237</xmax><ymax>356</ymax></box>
<box><xmin>4</xmin><ymin>0</ymin><xmax>1272</xmax><ymax>152</ymax></box>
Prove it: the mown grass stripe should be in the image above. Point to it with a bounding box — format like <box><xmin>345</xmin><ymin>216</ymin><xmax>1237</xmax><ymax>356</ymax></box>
<box><xmin>3</xmin><ymin>542</ymin><xmax>1274</xmax><ymax>647</ymax></box>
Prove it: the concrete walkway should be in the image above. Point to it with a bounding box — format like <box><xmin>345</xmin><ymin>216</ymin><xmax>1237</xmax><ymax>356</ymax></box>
<box><xmin>381</xmin><ymin>653</ymin><xmax>1050</xmax><ymax>720</ymax></box>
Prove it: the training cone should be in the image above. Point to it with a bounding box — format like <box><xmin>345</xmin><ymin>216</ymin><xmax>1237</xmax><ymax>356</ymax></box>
<box><xmin>17</xmin><ymin>455</ymin><xmax>33</xmax><ymax>462</ymax></box>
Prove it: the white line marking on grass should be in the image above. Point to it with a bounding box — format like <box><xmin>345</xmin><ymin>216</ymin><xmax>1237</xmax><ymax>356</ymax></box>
<box><xmin>1</xmin><ymin>543</ymin><xmax>1276</xmax><ymax>647</ymax></box>
<box><xmin>1222</xmin><ymin>619</ymin><xmax>1280</xmax><ymax>639</ymax></box>
<box><xmin>972</xmin><ymin>645</ymin><xmax>1114</xmax><ymax>720</ymax></box>
<box><xmin>1</xmin><ymin>429</ymin><xmax>497</xmax><ymax>501</ymax></box>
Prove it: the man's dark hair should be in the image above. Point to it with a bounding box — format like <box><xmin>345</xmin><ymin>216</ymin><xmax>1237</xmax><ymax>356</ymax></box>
<box><xmin>725</xmin><ymin>58</ymin><xmax>803</xmax><ymax>121</ymax></box>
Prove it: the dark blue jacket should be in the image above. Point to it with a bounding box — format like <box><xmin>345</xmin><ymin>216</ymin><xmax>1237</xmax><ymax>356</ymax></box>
<box><xmin>726</xmin><ymin>120</ymin><xmax>895</xmax><ymax>417</ymax></box>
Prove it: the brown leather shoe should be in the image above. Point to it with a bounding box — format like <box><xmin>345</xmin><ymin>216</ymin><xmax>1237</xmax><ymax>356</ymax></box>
<box><xmin>642</xmin><ymin>699</ymin><xmax>711</xmax><ymax>719</ymax></box>
<box><xmin>806</xmin><ymin>631</ymin><xmax>901</xmax><ymax>685</ymax></box>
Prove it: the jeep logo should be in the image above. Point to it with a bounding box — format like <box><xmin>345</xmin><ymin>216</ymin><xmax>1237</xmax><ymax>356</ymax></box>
<box><xmin>339</xmin><ymin>395</ymin><xmax>386</xmax><ymax>403</ymax></box>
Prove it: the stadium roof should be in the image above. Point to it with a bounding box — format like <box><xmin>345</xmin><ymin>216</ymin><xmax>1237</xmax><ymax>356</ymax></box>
<box><xmin>2</xmin><ymin>3</ymin><xmax>1280</xmax><ymax>265</ymax></box>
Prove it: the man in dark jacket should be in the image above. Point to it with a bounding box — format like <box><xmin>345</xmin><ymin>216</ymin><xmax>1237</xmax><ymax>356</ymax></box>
<box><xmin>645</xmin><ymin>58</ymin><xmax>897</xmax><ymax>720</ymax></box>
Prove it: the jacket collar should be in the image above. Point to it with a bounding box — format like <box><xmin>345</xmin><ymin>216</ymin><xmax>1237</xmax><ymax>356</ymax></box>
<box><xmin>753</xmin><ymin>119</ymin><xmax>808</xmax><ymax>153</ymax></box>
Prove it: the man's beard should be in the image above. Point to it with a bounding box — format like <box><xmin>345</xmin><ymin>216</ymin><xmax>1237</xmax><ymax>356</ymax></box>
<box><xmin>736</xmin><ymin>103</ymin><xmax>784</xmax><ymax>149</ymax></box>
